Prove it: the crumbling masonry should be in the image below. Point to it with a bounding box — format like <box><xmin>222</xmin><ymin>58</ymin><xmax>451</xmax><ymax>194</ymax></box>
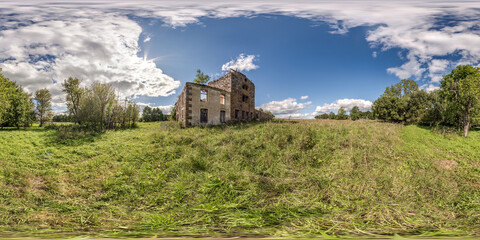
<box><xmin>175</xmin><ymin>71</ymin><xmax>273</xmax><ymax>126</ymax></box>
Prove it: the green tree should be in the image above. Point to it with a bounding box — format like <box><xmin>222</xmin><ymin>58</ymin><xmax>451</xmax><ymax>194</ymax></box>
<box><xmin>315</xmin><ymin>113</ymin><xmax>329</xmax><ymax>119</ymax></box>
<box><xmin>34</xmin><ymin>88</ymin><xmax>53</xmax><ymax>127</ymax></box>
<box><xmin>364</xmin><ymin>111</ymin><xmax>375</xmax><ymax>120</ymax></box>
<box><xmin>52</xmin><ymin>114</ymin><xmax>71</xmax><ymax>122</ymax></box>
<box><xmin>350</xmin><ymin>106</ymin><xmax>361</xmax><ymax>121</ymax></box>
<box><xmin>152</xmin><ymin>108</ymin><xmax>164</xmax><ymax>121</ymax></box>
<box><xmin>76</xmin><ymin>82</ymin><xmax>116</xmax><ymax>130</ymax></box>
<box><xmin>405</xmin><ymin>90</ymin><xmax>430</xmax><ymax>124</ymax></box>
<box><xmin>170</xmin><ymin>105</ymin><xmax>176</xmax><ymax>121</ymax></box>
<box><xmin>328</xmin><ymin>112</ymin><xmax>336</xmax><ymax>119</ymax></box>
<box><xmin>6</xmin><ymin>85</ymin><xmax>32</xmax><ymax>129</ymax></box>
<box><xmin>0</xmin><ymin>69</ymin><xmax>13</xmax><ymax>126</ymax></box>
<box><xmin>142</xmin><ymin>106</ymin><xmax>152</xmax><ymax>122</ymax></box>
<box><xmin>337</xmin><ymin>107</ymin><xmax>348</xmax><ymax>120</ymax></box>
<box><xmin>92</xmin><ymin>82</ymin><xmax>115</xmax><ymax>130</ymax></box>
<box><xmin>62</xmin><ymin>77</ymin><xmax>84</xmax><ymax>124</ymax></box>
<box><xmin>0</xmin><ymin>70</ymin><xmax>32</xmax><ymax>129</ymax></box>
<box><xmin>420</xmin><ymin>90</ymin><xmax>451</xmax><ymax>126</ymax></box>
<box><xmin>441</xmin><ymin>65</ymin><xmax>480</xmax><ymax>137</ymax></box>
<box><xmin>193</xmin><ymin>69</ymin><xmax>210</xmax><ymax>84</ymax></box>
<box><xmin>124</xmin><ymin>101</ymin><xmax>140</xmax><ymax>128</ymax></box>
<box><xmin>373</xmin><ymin>79</ymin><xmax>420</xmax><ymax>123</ymax></box>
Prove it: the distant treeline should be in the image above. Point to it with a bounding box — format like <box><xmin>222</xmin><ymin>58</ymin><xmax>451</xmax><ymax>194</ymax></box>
<box><xmin>315</xmin><ymin>106</ymin><xmax>374</xmax><ymax>121</ymax></box>
<box><xmin>315</xmin><ymin>65</ymin><xmax>480</xmax><ymax>137</ymax></box>
<box><xmin>52</xmin><ymin>114</ymin><xmax>72</xmax><ymax>122</ymax></box>
<box><xmin>0</xmin><ymin>69</ymin><xmax>140</xmax><ymax>131</ymax></box>
<box><xmin>53</xmin><ymin>105</ymin><xmax>171</xmax><ymax>123</ymax></box>
<box><xmin>141</xmin><ymin>106</ymin><xmax>168</xmax><ymax>122</ymax></box>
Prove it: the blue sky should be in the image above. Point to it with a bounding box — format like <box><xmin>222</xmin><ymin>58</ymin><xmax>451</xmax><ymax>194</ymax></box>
<box><xmin>0</xmin><ymin>1</ymin><xmax>479</xmax><ymax>118</ymax></box>
<box><xmin>137</xmin><ymin>15</ymin><xmax>402</xmax><ymax>115</ymax></box>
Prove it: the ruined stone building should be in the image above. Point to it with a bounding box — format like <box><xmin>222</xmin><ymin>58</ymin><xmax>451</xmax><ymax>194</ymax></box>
<box><xmin>175</xmin><ymin>71</ymin><xmax>273</xmax><ymax>126</ymax></box>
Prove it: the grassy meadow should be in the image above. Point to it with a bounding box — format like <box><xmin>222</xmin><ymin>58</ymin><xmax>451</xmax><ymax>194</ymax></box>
<box><xmin>0</xmin><ymin>120</ymin><xmax>479</xmax><ymax>238</ymax></box>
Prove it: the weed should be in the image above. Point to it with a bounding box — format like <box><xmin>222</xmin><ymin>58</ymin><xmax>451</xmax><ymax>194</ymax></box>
<box><xmin>0</xmin><ymin>120</ymin><xmax>479</xmax><ymax>237</ymax></box>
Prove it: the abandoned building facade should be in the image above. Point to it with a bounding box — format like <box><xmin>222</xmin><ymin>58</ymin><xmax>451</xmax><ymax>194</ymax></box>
<box><xmin>175</xmin><ymin>71</ymin><xmax>273</xmax><ymax>126</ymax></box>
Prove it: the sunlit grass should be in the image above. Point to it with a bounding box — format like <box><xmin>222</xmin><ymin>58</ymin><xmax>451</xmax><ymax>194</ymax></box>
<box><xmin>0</xmin><ymin>120</ymin><xmax>479</xmax><ymax>237</ymax></box>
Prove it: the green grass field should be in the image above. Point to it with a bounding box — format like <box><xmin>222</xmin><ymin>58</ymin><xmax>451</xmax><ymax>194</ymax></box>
<box><xmin>0</xmin><ymin>120</ymin><xmax>479</xmax><ymax>238</ymax></box>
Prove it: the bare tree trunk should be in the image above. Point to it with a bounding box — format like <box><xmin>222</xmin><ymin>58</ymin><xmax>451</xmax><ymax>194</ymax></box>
<box><xmin>463</xmin><ymin>110</ymin><xmax>470</xmax><ymax>137</ymax></box>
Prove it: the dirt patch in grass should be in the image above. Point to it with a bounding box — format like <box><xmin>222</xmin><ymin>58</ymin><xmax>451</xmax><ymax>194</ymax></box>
<box><xmin>436</xmin><ymin>160</ymin><xmax>458</xmax><ymax>170</ymax></box>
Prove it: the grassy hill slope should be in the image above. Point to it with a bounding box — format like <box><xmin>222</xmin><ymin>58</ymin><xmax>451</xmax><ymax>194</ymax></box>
<box><xmin>0</xmin><ymin>120</ymin><xmax>479</xmax><ymax>237</ymax></box>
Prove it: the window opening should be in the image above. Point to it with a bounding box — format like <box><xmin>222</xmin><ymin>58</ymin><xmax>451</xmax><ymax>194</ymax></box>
<box><xmin>220</xmin><ymin>94</ymin><xmax>225</xmax><ymax>104</ymax></box>
<box><xmin>200</xmin><ymin>109</ymin><xmax>208</xmax><ymax>123</ymax></box>
<box><xmin>200</xmin><ymin>90</ymin><xmax>207</xmax><ymax>101</ymax></box>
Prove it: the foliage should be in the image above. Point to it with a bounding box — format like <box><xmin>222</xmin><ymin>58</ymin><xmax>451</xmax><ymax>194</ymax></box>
<box><xmin>256</xmin><ymin>108</ymin><xmax>275</xmax><ymax>119</ymax></box>
<box><xmin>34</xmin><ymin>88</ymin><xmax>53</xmax><ymax>127</ymax></box>
<box><xmin>314</xmin><ymin>107</ymin><xmax>372</xmax><ymax>121</ymax></box>
<box><xmin>62</xmin><ymin>79</ymin><xmax>139</xmax><ymax>131</ymax></box>
<box><xmin>314</xmin><ymin>113</ymin><xmax>329</xmax><ymax>119</ymax></box>
<box><xmin>373</xmin><ymin>79</ymin><xmax>419</xmax><ymax>123</ymax></box>
<box><xmin>0</xmin><ymin>69</ymin><xmax>9</xmax><ymax>125</ymax></box>
<box><xmin>1</xmin><ymin>120</ymin><xmax>480</xmax><ymax>237</ymax></box>
<box><xmin>52</xmin><ymin>114</ymin><xmax>72</xmax><ymax>122</ymax></box>
<box><xmin>371</xmin><ymin>66</ymin><xmax>480</xmax><ymax>137</ymax></box>
<box><xmin>336</xmin><ymin>106</ymin><xmax>348</xmax><ymax>120</ymax></box>
<box><xmin>328</xmin><ymin>112</ymin><xmax>336</xmax><ymax>119</ymax></box>
<box><xmin>349</xmin><ymin>106</ymin><xmax>360</xmax><ymax>120</ymax></box>
<box><xmin>0</xmin><ymin>70</ymin><xmax>34</xmax><ymax>129</ymax></box>
<box><xmin>441</xmin><ymin>65</ymin><xmax>480</xmax><ymax>137</ymax></box>
<box><xmin>62</xmin><ymin>77</ymin><xmax>84</xmax><ymax>124</ymax></box>
<box><xmin>170</xmin><ymin>105</ymin><xmax>176</xmax><ymax>121</ymax></box>
<box><xmin>142</xmin><ymin>106</ymin><xmax>166</xmax><ymax>122</ymax></box>
<box><xmin>193</xmin><ymin>69</ymin><xmax>210</xmax><ymax>84</ymax></box>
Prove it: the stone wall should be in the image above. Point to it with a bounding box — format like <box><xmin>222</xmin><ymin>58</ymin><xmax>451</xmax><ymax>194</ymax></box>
<box><xmin>255</xmin><ymin>109</ymin><xmax>274</xmax><ymax>121</ymax></box>
<box><xmin>177</xmin><ymin>71</ymin><xmax>263</xmax><ymax>126</ymax></box>
<box><xmin>209</xmin><ymin>71</ymin><xmax>255</xmax><ymax>121</ymax></box>
<box><xmin>208</xmin><ymin>74</ymin><xmax>232</xmax><ymax>92</ymax></box>
<box><xmin>175</xmin><ymin>85</ymin><xmax>188</xmax><ymax>126</ymax></box>
<box><xmin>177</xmin><ymin>82</ymin><xmax>231</xmax><ymax>127</ymax></box>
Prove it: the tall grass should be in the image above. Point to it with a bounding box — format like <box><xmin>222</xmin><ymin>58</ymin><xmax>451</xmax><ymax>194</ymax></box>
<box><xmin>0</xmin><ymin>120</ymin><xmax>479</xmax><ymax>237</ymax></box>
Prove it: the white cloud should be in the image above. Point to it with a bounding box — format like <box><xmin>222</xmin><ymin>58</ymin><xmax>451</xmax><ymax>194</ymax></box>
<box><xmin>222</xmin><ymin>54</ymin><xmax>259</xmax><ymax>72</ymax></box>
<box><xmin>387</xmin><ymin>53</ymin><xmax>425</xmax><ymax>80</ymax></box>
<box><xmin>1</xmin><ymin>0</ymin><xmax>480</xmax><ymax>103</ymax></box>
<box><xmin>157</xmin><ymin>105</ymin><xmax>174</xmax><ymax>114</ymax></box>
<box><xmin>420</xmin><ymin>84</ymin><xmax>440</xmax><ymax>93</ymax></box>
<box><xmin>259</xmin><ymin>97</ymin><xmax>311</xmax><ymax>115</ymax></box>
<box><xmin>277</xmin><ymin>113</ymin><xmax>315</xmax><ymax>119</ymax></box>
<box><xmin>137</xmin><ymin>102</ymin><xmax>174</xmax><ymax>114</ymax></box>
<box><xmin>300</xmin><ymin>95</ymin><xmax>309</xmax><ymax>100</ymax></box>
<box><xmin>428</xmin><ymin>59</ymin><xmax>450</xmax><ymax>83</ymax></box>
<box><xmin>0</xmin><ymin>7</ymin><xmax>180</xmax><ymax>107</ymax></box>
<box><xmin>314</xmin><ymin>99</ymin><xmax>372</xmax><ymax>114</ymax></box>
<box><xmin>144</xmin><ymin>36</ymin><xmax>151</xmax><ymax>43</ymax></box>
<box><xmin>269</xmin><ymin>98</ymin><xmax>372</xmax><ymax>119</ymax></box>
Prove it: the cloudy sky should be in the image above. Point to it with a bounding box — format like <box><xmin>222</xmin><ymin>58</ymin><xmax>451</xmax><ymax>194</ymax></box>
<box><xmin>1</xmin><ymin>1</ymin><xmax>480</xmax><ymax>118</ymax></box>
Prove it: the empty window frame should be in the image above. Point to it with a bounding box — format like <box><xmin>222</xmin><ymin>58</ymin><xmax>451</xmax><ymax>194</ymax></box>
<box><xmin>242</xmin><ymin>111</ymin><xmax>245</xmax><ymax>120</ymax></box>
<box><xmin>200</xmin><ymin>109</ymin><xmax>208</xmax><ymax>123</ymax></box>
<box><xmin>242</xmin><ymin>84</ymin><xmax>248</xmax><ymax>90</ymax></box>
<box><xmin>200</xmin><ymin>90</ymin><xmax>207</xmax><ymax>101</ymax></box>
<box><xmin>242</xmin><ymin>95</ymin><xmax>249</xmax><ymax>102</ymax></box>
<box><xmin>220</xmin><ymin>111</ymin><xmax>225</xmax><ymax>123</ymax></box>
<box><xmin>220</xmin><ymin>94</ymin><xmax>225</xmax><ymax>104</ymax></box>
<box><xmin>235</xmin><ymin>110</ymin><xmax>239</xmax><ymax>119</ymax></box>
